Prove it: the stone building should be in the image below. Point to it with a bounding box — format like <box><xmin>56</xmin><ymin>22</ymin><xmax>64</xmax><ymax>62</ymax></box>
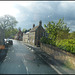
<box><xmin>23</xmin><ymin>21</ymin><xmax>46</xmax><ymax>46</ymax></box>
<box><xmin>14</xmin><ymin>28</ymin><xmax>23</xmax><ymax>41</ymax></box>
<box><xmin>23</xmin><ymin>32</ymin><xmax>29</xmax><ymax>43</ymax></box>
<box><xmin>14</xmin><ymin>33</ymin><xmax>18</xmax><ymax>40</ymax></box>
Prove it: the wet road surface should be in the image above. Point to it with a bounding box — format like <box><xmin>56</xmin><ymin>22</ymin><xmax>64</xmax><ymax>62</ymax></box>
<box><xmin>0</xmin><ymin>40</ymin><xmax>58</xmax><ymax>74</ymax></box>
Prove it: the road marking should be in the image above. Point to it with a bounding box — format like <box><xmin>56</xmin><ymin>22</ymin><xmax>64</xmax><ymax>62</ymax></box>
<box><xmin>22</xmin><ymin>55</ymin><xmax>29</xmax><ymax>74</ymax></box>
<box><xmin>38</xmin><ymin>54</ymin><xmax>62</xmax><ymax>74</ymax></box>
<box><xmin>4</xmin><ymin>59</ymin><xmax>6</xmax><ymax>62</ymax></box>
<box><xmin>26</xmin><ymin>66</ymin><xmax>29</xmax><ymax>74</ymax></box>
<box><xmin>49</xmin><ymin>63</ymin><xmax>62</xmax><ymax>74</ymax></box>
<box><xmin>6</xmin><ymin>56</ymin><xmax>8</xmax><ymax>58</ymax></box>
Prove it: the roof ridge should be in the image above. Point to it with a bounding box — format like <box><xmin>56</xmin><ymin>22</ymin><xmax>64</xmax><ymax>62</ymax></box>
<box><xmin>30</xmin><ymin>25</ymin><xmax>39</xmax><ymax>32</ymax></box>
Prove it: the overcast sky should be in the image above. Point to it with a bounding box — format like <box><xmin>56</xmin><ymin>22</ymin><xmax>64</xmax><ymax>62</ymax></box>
<box><xmin>0</xmin><ymin>1</ymin><xmax>75</xmax><ymax>32</ymax></box>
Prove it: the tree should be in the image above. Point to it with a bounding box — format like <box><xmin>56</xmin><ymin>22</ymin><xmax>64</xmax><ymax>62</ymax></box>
<box><xmin>44</xmin><ymin>21</ymin><xmax>57</xmax><ymax>45</ymax></box>
<box><xmin>22</xmin><ymin>28</ymin><xmax>31</xmax><ymax>33</ymax></box>
<box><xmin>56</xmin><ymin>18</ymin><xmax>70</xmax><ymax>40</ymax></box>
<box><xmin>0</xmin><ymin>15</ymin><xmax>18</xmax><ymax>29</ymax></box>
<box><xmin>56</xmin><ymin>18</ymin><xmax>70</xmax><ymax>32</ymax></box>
<box><xmin>22</xmin><ymin>28</ymin><xmax>27</xmax><ymax>33</ymax></box>
<box><xmin>69</xmin><ymin>31</ymin><xmax>75</xmax><ymax>39</ymax></box>
<box><xmin>44</xmin><ymin>18</ymin><xmax>70</xmax><ymax>45</ymax></box>
<box><xmin>0</xmin><ymin>15</ymin><xmax>18</xmax><ymax>38</ymax></box>
<box><xmin>5</xmin><ymin>28</ymin><xmax>18</xmax><ymax>38</ymax></box>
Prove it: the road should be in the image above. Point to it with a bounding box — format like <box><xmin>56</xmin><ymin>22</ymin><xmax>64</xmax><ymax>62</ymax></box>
<box><xmin>0</xmin><ymin>40</ymin><xmax>58</xmax><ymax>74</ymax></box>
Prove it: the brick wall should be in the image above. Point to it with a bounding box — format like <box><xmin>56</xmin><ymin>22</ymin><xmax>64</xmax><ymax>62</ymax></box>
<box><xmin>40</xmin><ymin>43</ymin><xmax>75</xmax><ymax>69</ymax></box>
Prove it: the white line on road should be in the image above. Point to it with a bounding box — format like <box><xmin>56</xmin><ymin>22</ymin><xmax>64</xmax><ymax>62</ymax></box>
<box><xmin>49</xmin><ymin>63</ymin><xmax>62</xmax><ymax>74</ymax></box>
<box><xmin>22</xmin><ymin>55</ymin><xmax>29</xmax><ymax>74</ymax></box>
<box><xmin>4</xmin><ymin>59</ymin><xmax>6</xmax><ymax>62</ymax></box>
<box><xmin>38</xmin><ymin>54</ymin><xmax>62</xmax><ymax>74</ymax></box>
<box><xmin>26</xmin><ymin>66</ymin><xmax>29</xmax><ymax>74</ymax></box>
<box><xmin>6</xmin><ymin>56</ymin><xmax>8</xmax><ymax>58</ymax></box>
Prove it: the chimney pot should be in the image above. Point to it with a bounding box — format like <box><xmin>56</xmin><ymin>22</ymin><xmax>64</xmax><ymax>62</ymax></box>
<box><xmin>33</xmin><ymin>24</ymin><xmax>35</xmax><ymax>28</ymax></box>
<box><xmin>39</xmin><ymin>20</ymin><xmax>42</xmax><ymax>26</ymax></box>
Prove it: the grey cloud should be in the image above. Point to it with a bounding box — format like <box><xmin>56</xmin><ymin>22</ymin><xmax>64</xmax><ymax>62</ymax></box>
<box><xmin>14</xmin><ymin>1</ymin><xmax>75</xmax><ymax>32</ymax></box>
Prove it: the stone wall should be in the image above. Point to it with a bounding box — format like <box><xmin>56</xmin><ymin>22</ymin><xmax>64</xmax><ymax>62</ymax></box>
<box><xmin>40</xmin><ymin>43</ymin><xmax>75</xmax><ymax>69</ymax></box>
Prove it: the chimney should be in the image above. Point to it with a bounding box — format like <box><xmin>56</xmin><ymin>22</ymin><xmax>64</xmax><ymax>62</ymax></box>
<box><xmin>33</xmin><ymin>24</ymin><xmax>35</xmax><ymax>28</ymax></box>
<box><xmin>39</xmin><ymin>20</ymin><xmax>42</xmax><ymax>26</ymax></box>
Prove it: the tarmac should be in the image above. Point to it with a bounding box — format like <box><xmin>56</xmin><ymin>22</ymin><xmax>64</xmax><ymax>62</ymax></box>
<box><xmin>23</xmin><ymin>42</ymin><xmax>75</xmax><ymax>74</ymax></box>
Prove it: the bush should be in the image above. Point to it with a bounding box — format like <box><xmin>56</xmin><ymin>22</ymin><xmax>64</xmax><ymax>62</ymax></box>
<box><xmin>40</xmin><ymin>37</ymin><xmax>51</xmax><ymax>44</ymax></box>
<box><xmin>40</xmin><ymin>37</ymin><xmax>56</xmax><ymax>46</ymax></box>
<box><xmin>56</xmin><ymin>39</ymin><xmax>75</xmax><ymax>54</ymax></box>
<box><xmin>40</xmin><ymin>37</ymin><xmax>75</xmax><ymax>54</ymax></box>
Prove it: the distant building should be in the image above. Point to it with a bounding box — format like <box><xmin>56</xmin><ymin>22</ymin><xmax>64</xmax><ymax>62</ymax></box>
<box><xmin>23</xmin><ymin>21</ymin><xmax>46</xmax><ymax>46</ymax></box>
<box><xmin>14</xmin><ymin>33</ymin><xmax>18</xmax><ymax>40</ymax></box>
<box><xmin>17</xmin><ymin>28</ymin><xmax>23</xmax><ymax>41</ymax></box>
<box><xmin>23</xmin><ymin>32</ymin><xmax>30</xmax><ymax>43</ymax></box>
<box><xmin>14</xmin><ymin>28</ymin><xmax>23</xmax><ymax>41</ymax></box>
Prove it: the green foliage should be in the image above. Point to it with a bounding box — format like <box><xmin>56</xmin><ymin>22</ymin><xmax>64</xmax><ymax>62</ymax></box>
<box><xmin>56</xmin><ymin>18</ymin><xmax>70</xmax><ymax>32</ymax></box>
<box><xmin>40</xmin><ymin>37</ymin><xmax>56</xmax><ymax>46</ymax></box>
<box><xmin>40</xmin><ymin>18</ymin><xmax>75</xmax><ymax>54</ymax></box>
<box><xmin>44</xmin><ymin>21</ymin><xmax>57</xmax><ymax>44</ymax></box>
<box><xmin>0</xmin><ymin>15</ymin><xmax>18</xmax><ymax>39</ymax></box>
<box><xmin>68</xmin><ymin>31</ymin><xmax>75</xmax><ymax>39</ymax></box>
<box><xmin>56</xmin><ymin>30</ymin><xmax>69</xmax><ymax>40</ymax></box>
<box><xmin>40</xmin><ymin>37</ymin><xmax>51</xmax><ymax>44</ymax></box>
<box><xmin>5</xmin><ymin>28</ymin><xmax>18</xmax><ymax>38</ymax></box>
<box><xmin>22</xmin><ymin>28</ymin><xmax>27</xmax><ymax>33</ymax></box>
<box><xmin>56</xmin><ymin>39</ymin><xmax>75</xmax><ymax>54</ymax></box>
<box><xmin>43</xmin><ymin>18</ymin><xmax>70</xmax><ymax>45</ymax></box>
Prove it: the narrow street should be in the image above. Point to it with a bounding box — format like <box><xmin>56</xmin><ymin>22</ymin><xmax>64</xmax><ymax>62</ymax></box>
<box><xmin>0</xmin><ymin>40</ymin><xmax>58</xmax><ymax>74</ymax></box>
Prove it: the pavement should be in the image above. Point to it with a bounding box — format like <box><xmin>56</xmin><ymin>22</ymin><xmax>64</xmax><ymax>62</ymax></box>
<box><xmin>23</xmin><ymin>42</ymin><xmax>75</xmax><ymax>74</ymax></box>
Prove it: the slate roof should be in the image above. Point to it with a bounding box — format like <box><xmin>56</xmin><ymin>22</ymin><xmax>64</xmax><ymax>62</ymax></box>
<box><xmin>30</xmin><ymin>25</ymin><xmax>39</xmax><ymax>32</ymax></box>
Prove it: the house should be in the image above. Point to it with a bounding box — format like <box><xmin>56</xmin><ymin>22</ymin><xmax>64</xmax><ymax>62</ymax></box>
<box><xmin>23</xmin><ymin>32</ymin><xmax>29</xmax><ymax>43</ymax></box>
<box><xmin>14</xmin><ymin>28</ymin><xmax>23</xmax><ymax>41</ymax></box>
<box><xmin>14</xmin><ymin>33</ymin><xmax>18</xmax><ymax>40</ymax></box>
<box><xmin>23</xmin><ymin>21</ymin><xmax>46</xmax><ymax>46</ymax></box>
